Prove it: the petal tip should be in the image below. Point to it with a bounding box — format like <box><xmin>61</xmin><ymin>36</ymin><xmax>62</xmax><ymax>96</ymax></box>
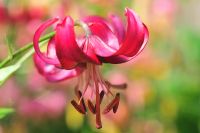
<box><xmin>125</xmin><ymin>7</ymin><xmax>132</xmax><ymax>14</ymax></box>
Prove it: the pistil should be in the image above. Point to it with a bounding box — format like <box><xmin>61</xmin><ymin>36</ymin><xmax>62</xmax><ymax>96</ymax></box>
<box><xmin>93</xmin><ymin>65</ymin><xmax>102</xmax><ymax>129</ymax></box>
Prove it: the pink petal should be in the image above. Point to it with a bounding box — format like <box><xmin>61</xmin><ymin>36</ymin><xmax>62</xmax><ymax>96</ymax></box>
<box><xmin>55</xmin><ymin>17</ymin><xmax>100</xmax><ymax>69</ymax></box>
<box><xmin>0</xmin><ymin>6</ymin><xmax>7</xmax><ymax>22</ymax></box>
<box><xmin>83</xmin><ymin>15</ymin><xmax>117</xmax><ymax>37</ymax></box>
<box><xmin>99</xmin><ymin>55</ymin><xmax>131</xmax><ymax>64</ymax></box>
<box><xmin>88</xmin><ymin>23</ymin><xmax>119</xmax><ymax>57</ymax></box>
<box><xmin>33</xmin><ymin>17</ymin><xmax>60</xmax><ymax>65</ymax></box>
<box><xmin>77</xmin><ymin>38</ymin><xmax>101</xmax><ymax>64</ymax></box>
<box><xmin>108</xmin><ymin>14</ymin><xmax>125</xmax><ymax>43</ymax></box>
<box><xmin>18</xmin><ymin>91</ymin><xmax>66</xmax><ymax>118</ymax></box>
<box><xmin>134</xmin><ymin>24</ymin><xmax>149</xmax><ymax>56</ymax></box>
<box><xmin>34</xmin><ymin>38</ymin><xmax>84</xmax><ymax>82</ymax></box>
<box><xmin>83</xmin><ymin>15</ymin><xmax>125</xmax><ymax>43</ymax></box>
<box><xmin>115</xmin><ymin>8</ymin><xmax>149</xmax><ymax>57</ymax></box>
<box><xmin>100</xmin><ymin>8</ymin><xmax>149</xmax><ymax>64</ymax></box>
<box><xmin>82</xmin><ymin>16</ymin><xmax>110</xmax><ymax>27</ymax></box>
<box><xmin>33</xmin><ymin>53</ymin><xmax>84</xmax><ymax>82</ymax></box>
<box><xmin>47</xmin><ymin>37</ymin><xmax>59</xmax><ymax>59</ymax></box>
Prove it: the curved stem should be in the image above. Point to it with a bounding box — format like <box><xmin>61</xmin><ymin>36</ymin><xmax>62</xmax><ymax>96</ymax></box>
<box><xmin>0</xmin><ymin>19</ymin><xmax>91</xmax><ymax>68</ymax></box>
<box><xmin>0</xmin><ymin>32</ymin><xmax>55</xmax><ymax>68</ymax></box>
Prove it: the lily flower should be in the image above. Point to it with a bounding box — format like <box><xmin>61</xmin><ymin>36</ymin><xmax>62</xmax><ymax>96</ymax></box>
<box><xmin>33</xmin><ymin>8</ymin><xmax>149</xmax><ymax>129</ymax></box>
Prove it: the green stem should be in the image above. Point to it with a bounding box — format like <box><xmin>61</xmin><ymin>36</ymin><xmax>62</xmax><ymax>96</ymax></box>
<box><xmin>0</xmin><ymin>31</ymin><xmax>55</xmax><ymax>68</ymax></box>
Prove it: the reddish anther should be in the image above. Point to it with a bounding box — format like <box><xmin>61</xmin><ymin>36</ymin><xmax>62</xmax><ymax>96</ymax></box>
<box><xmin>112</xmin><ymin>93</ymin><xmax>120</xmax><ymax>113</ymax></box>
<box><xmin>75</xmin><ymin>90</ymin><xmax>87</xmax><ymax>112</ymax></box>
<box><xmin>106</xmin><ymin>81</ymin><xmax>127</xmax><ymax>90</ymax></box>
<box><xmin>87</xmin><ymin>100</ymin><xmax>96</xmax><ymax>114</ymax></box>
<box><xmin>100</xmin><ymin>91</ymin><xmax>105</xmax><ymax>104</ymax></box>
<box><xmin>71</xmin><ymin>100</ymin><xmax>86</xmax><ymax>114</ymax></box>
<box><xmin>103</xmin><ymin>93</ymin><xmax>120</xmax><ymax>114</ymax></box>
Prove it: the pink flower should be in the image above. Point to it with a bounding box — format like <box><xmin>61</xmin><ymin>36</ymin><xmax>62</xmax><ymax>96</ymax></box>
<box><xmin>0</xmin><ymin>4</ymin><xmax>47</xmax><ymax>24</ymax></box>
<box><xmin>0</xmin><ymin>79</ymin><xmax>20</xmax><ymax>106</ymax></box>
<box><xmin>0</xmin><ymin>5</ymin><xmax>7</xmax><ymax>23</ymax></box>
<box><xmin>18</xmin><ymin>91</ymin><xmax>66</xmax><ymax>119</ymax></box>
<box><xmin>33</xmin><ymin>8</ymin><xmax>148</xmax><ymax>129</ymax></box>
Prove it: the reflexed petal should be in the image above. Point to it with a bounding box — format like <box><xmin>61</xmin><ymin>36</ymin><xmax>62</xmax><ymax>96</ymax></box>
<box><xmin>55</xmin><ymin>17</ymin><xmax>101</xmax><ymax>69</ymax></box>
<box><xmin>33</xmin><ymin>54</ymin><xmax>84</xmax><ymax>82</ymax></box>
<box><xmin>89</xmin><ymin>23</ymin><xmax>119</xmax><ymax>50</ymax></box>
<box><xmin>100</xmin><ymin>24</ymin><xmax>148</xmax><ymax>64</ymax></box>
<box><xmin>34</xmin><ymin>35</ymin><xmax>84</xmax><ymax>82</ymax></box>
<box><xmin>109</xmin><ymin>14</ymin><xmax>125</xmax><ymax>43</ymax></box>
<box><xmin>100</xmin><ymin>8</ymin><xmax>149</xmax><ymax>64</ymax></box>
<box><xmin>77</xmin><ymin>38</ymin><xmax>100</xmax><ymax>64</ymax></box>
<box><xmin>115</xmin><ymin>8</ymin><xmax>148</xmax><ymax>57</ymax></box>
<box><xmin>47</xmin><ymin>37</ymin><xmax>58</xmax><ymax>59</ymax></box>
<box><xmin>82</xmin><ymin>16</ymin><xmax>110</xmax><ymax>27</ymax></box>
<box><xmin>133</xmin><ymin>24</ymin><xmax>149</xmax><ymax>57</ymax></box>
<box><xmin>83</xmin><ymin>14</ymin><xmax>125</xmax><ymax>43</ymax></box>
<box><xmin>83</xmin><ymin>16</ymin><xmax>116</xmax><ymax>37</ymax></box>
<box><xmin>88</xmin><ymin>23</ymin><xmax>119</xmax><ymax>57</ymax></box>
<box><xmin>89</xmin><ymin>36</ymin><xmax>116</xmax><ymax>57</ymax></box>
<box><xmin>99</xmin><ymin>55</ymin><xmax>131</xmax><ymax>64</ymax></box>
<box><xmin>33</xmin><ymin>18</ymin><xmax>60</xmax><ymax>65</ymax></box>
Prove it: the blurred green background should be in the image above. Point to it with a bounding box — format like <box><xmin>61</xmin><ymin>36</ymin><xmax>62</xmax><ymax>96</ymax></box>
<box><xmin>0</xmin><ymin>0</ymin><xmax>200</xmax><ymax>133</ymax></box>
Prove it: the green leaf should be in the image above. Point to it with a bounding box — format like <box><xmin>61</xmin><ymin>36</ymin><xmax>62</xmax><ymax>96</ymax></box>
<box><xmin>0</xmin><ymin>31</ymin><xmax>55</xmax><ymax>68</ymax></box>
<box><xmin>0</xmin><ymin>108</ymin><xmax>14</xmax><ymax>119</ymax></box>
<box><xmin>5</xmin><ymin>37</ymin><xmax>14</xmax><ymax>59</ymax></box>
<box><xmin>0</xmin><ymin>32</ymin><xmax>54</xmax><ymax>86</ymax></box>
<box><xmin>0</xmin><ymin>64</ymin><xmax>20</xmax><ymax>86</ymax></box>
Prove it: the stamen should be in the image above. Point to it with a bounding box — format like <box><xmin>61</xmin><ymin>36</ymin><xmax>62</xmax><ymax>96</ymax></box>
<box><xmin>74</xmin><ymin>90</ymin><xmax>87</xmax><ymax>113</ymax></box>
<box><xmin>93</xmin><ymin>65</ymin><xmax>102</xmax><ymax>129</ymax></box>
<box><xmin>71</xmin><ymin>63</ymin><xmax>124</xmax><ymax>129</ymax></box>
<box><xmin>95</xmin><ymin>68</ymin><xmax>114</xmax><ymax>96</ymax></box>
<box><xmin>71</xmin><ymin>100</ymin><xmax>86</xmax><ymax>114</ymax></box>
<box><xmin>105</xmin><ymin>81</ymin><xmax>127</xmax><ymax>90</ymax></box>
<box><xmin>87</xmin><ymin>100</ymin><xmax>96</xmax><ymax>114</ymax></box>
<box><xmin>100</xmin><ymin>91</ymin><xmax>105</xmax><ymax>104</ymax></box>
<box><xmin>78</xmin><ymin>79</ymin><xmax>90</xmax><ymax>104</ymax></box>
<box><xmin>103</xmin><ymin>93</ymin><xmax>120</xmax><ymax>114</ymax></box>
<box><xmin>75</xmin><ymin>89</ymin><xmax>81</xmax><ymax>99</ymax></box>
<box><xmin>74</xmin><ymin>85</ymin><xmax>79</xmax><ymax>96</ymax></box>
<box><xmin>113</xmin><ymin>93</ymin><xmax>120</xmax><ymax>113</ymax></box>
<box><xmin>78</xmin><ymin>90</ymin><xmax>87</xmax><ymax>112</ymax></box>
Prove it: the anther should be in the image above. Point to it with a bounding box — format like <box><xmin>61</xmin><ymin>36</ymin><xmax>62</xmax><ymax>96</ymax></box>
<box><xmin>100</xmin><ymin>91</ymin><xmax>105</xmax><ymax>104</ymax></box>
<box><xmin>77</xmin><ymin>90</ymin><xmax>87</xmax><ymax>112</ymax></box>
<box><xmin>72</xmin><ymin>89</ymin><xmax>87</xmax><ymax>113</ymax></box>
<box><xmin>71</xmin><ymin>100</ymin><xmax>86</xmax><ymax>114</ymax></box>
<box><xmin>103</xmin><ymin>93</ymin><xmax>120</xmax><ymax>114</ymax></box>
<box><xmin>113</xmin><ymin>93</ymin><xmax>120</xmax><ymax>113</ymax></box>
<box><xmin>105</xmin><ymin>81</ymin><xmax>127</xmax><ymax>90</ymax></box>
<box><xmin>87</xmin><ymin>100</ymin><xmax>96</xmax><ymax>114</ymax></box>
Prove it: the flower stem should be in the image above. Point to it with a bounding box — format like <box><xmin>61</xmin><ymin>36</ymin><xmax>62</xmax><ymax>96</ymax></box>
<box><xmin>0</xmin><ymin>31</ymin><xmax>55</xmax><ymax>68</ymax></box>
